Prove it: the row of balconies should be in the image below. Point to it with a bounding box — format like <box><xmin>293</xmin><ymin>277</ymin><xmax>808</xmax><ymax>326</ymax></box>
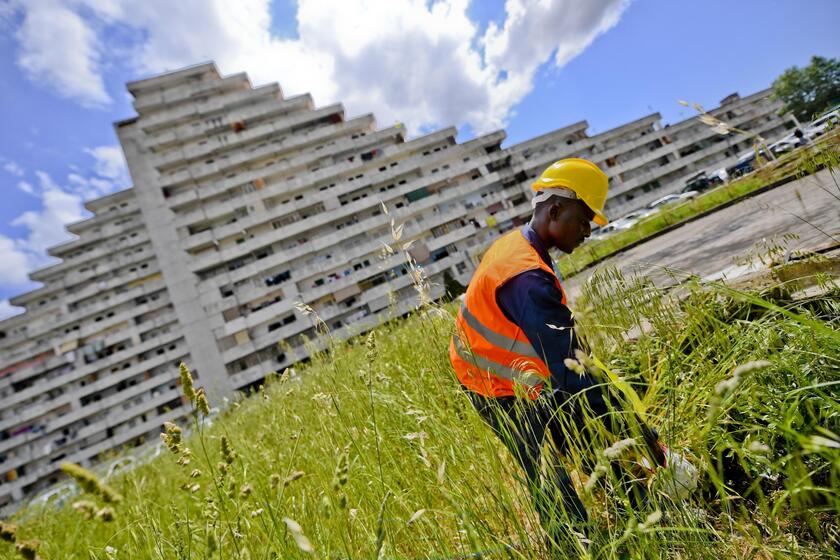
<box><xmin>0</xmin><ymin>279</ymin><xmax>167</xmax><ymax>374</ymax></box>
<box><xmin>0</xmin><ymin>361</ymin><xmax>182</xmax><ymax>462</ymax></box>
<box><xmin>0</xmin><ymin>337</ymin><xmax>187</xmax><ymax>441</ymax></box>
<box><xmin>192</xmin><ymin>167</ymin><xmax>503</xmax><ymax>294</ymax></box>
<box><xmin>221</xmin><ymin>253</ymin><xmax>459</xmax><ymax>367</ymax></box>
<box><xmin>47</xmin><ymin>211</ymin><xmax>141</xmax><ymax>260</ymax></box>
<box><xmin>35</xmin><ymin>228</ymin><xmax>151</xmax><ymax>280</ymax></box>
<box><xmin>6</xmin><ymin>216</ymin><xmax>145</xmax><ymax>311</ymax></box>
<box><xmin>154</xmin><ymin>93</ymin><xmax>334</xmax><ymax>166</ymax></box>
<box><xmin>156</xmin><ymin>103</ymin><xmax>345</xmax><ymax>186</ymax></box>
<box><xmin>185</xmin><ymin>142</ymin><xmax>500</xmax><ymax>273</ymax></box>
<box><xmin>172</xmin><ymin>123</ymin><xmax>400</xmax><ymax>233</ymax></box>
<box><xmin>165</xmin><ymin>122</ymin><xmax>404</xmax><ymax>214</ymax></box>
<box><xmin>2</xmin><ymin>341</ymin><xmax>161</xmax><ymax>431</ymax></box>
<box><xmin>612</xmin><ymin>116</ymin><xmax>792</xmax><ymax>199</ymax></box>
<box><xmin>1</xmin><ymin>307</ymin><xmax>175</xmax><ymax>412</ymax></box>
<box><xmin>152</xmin><ymin>101</ymin><xmax>344</xmax><ymax>171</ymax></box>
<box><xmin>1</xmin><ymin>281</ymin><xmax>170</xmax><ymax>379</ymax></box>
<box><xmin>138</xmin><ymin>83</ymin><xmax>282</xmax><ymax>134</ymax></box>
<box><xmin>0</xmin><ymin>381</ymin><xmax>183</xmax><ymax>478</ymax></box>
<box><xmin>0</xmin><ymin>406</ymin><xmax>188</xmax><ymax>502</ymax></box>
<box><xmin>188</xmin><ymin>161</ymin><xmax>465</xmax><ymax>271</ymax></box>
<box><xmin>133</xmin><ymin>72</ymin><xmax>250</xmax><ymax>115</ymax></box>
<box><xmin>228</xmin><ymin>280</ymin><xmax>448</xmax><ymax>389</ymax></box>
<box><xmin>148</xmin><ymin>91</ymin><xmax>314</xmax><ymax>154</ymax></box>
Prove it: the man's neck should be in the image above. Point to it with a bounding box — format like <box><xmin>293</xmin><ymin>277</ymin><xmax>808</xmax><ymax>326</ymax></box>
<box><xmin>523</xmin><ymin>223</ymin><xmax>552</xmax><ymax>267</ymax></box>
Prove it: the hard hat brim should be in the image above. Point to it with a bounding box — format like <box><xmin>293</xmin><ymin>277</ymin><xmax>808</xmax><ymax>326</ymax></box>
<box><xmin>593</xmin><ymin>211</ymin><xmax>608</xmax><ymax>226</ymax></box>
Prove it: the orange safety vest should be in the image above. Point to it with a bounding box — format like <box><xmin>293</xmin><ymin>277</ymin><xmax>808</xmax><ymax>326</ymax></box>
<box><xmin>450</xmin><ymin>229</ymin><xmax>567</xmax><ymax>400</ymax></box>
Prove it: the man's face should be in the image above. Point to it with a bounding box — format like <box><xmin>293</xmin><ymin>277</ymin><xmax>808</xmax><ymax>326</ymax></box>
<box><xmin>546</xmin><ymin>200</ymin><xmax>594</xmax><ymax>254</ymax></box>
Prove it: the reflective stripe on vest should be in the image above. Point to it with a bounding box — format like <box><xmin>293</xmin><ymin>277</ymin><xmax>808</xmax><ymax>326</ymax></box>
<box><xmin>451</xmin><ymin>334</ymin><xmax>546</xmax><ymax>389</ymax></box>
<box><xmin>458</xmin><ymin>304</ymin><xmax>541</xmax><ymax>359</ymax></box>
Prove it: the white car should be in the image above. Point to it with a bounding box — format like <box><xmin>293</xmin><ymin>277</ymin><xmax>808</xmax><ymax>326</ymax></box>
<box><xmin>647</xmin><ymin>194</ymin><xmax>683</xmax><ymax>209</ymax></box>
<box><xmin>770</xmin><ymin>134</ymin><xmax>800</xmax><ymax>155</ymax></box>
<box><xmin>611</xmin><ymin>209</ymin><xmax>656</xmax><ymax>230</ymax></box>
<box><xmin>804</xmin><ymin>110</ymin><xmax>839</xmax><ymax>138</ymax></box>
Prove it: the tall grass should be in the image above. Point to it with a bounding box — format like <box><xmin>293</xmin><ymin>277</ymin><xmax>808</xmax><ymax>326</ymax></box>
<box><xmin>2</xmin><ymin>254</ymin><xmax>838</xmax><ymax>558</ymax></box>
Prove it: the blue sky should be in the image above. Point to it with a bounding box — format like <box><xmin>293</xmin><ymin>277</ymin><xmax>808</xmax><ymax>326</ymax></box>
<box><xmin>0</xmin><ymin>0</ymin><xmax>838</xmax><ymax>316</ymax></box>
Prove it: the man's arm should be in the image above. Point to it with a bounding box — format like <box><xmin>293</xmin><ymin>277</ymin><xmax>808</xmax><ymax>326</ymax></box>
<box><xmin>497</xmin><ymin>271</ymin><xmax>666</xmax><ymax>466</ymax></box>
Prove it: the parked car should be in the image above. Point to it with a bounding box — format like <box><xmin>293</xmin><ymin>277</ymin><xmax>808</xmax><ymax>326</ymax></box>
<box><xmin>727</xmin><ymin>146</ymin><xmax>770</xmax><ymax>178</ymax></box>
<box><xmin>804</xmin><ymin>110</ymin><xmax>839</xmax><ymax>138</ymax></box>
<box><xmin>682</xmin><ymin>171</ymin><xmax>721</xmax><ymax>194</ymax></box>
<box><xmin>612</xmin><ymin>209</ymin><xmax>656</xmax><ymax>230</ymax></box>
<box><xmin>647</xmin><ymin>194</ymin><xmax>684</xmax><ymax>209</ymax></box>
<box><xmin>770</xmin><ymin>133</ymin><xmax>800</xmax><ymax>155</ymax></box>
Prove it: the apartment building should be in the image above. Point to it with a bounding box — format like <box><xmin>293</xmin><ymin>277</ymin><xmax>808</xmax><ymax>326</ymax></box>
<box><xmin>504</xmin><ymin>90</ymin><xmax>795</xmax><ymax>219</ymax></box>
<box><xmin>0</xmin><ymin>189</ymin><xmax>192</xmax><ymax>507</ymax></box>
<box><xmin>0</xmin><ymin>62</ymin><xmax>794</xmax><ymax>508</ymax></box>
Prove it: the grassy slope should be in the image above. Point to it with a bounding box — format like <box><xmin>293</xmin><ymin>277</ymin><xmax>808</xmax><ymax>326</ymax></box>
<box><xmin>6</xmin><ymin>266</ymin><xmax>839</xmax><ymax>559</ymax></box>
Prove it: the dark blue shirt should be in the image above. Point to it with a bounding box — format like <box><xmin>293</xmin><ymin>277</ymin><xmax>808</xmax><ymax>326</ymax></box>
<box><xmin>496</xmin><ymin>225</ymin><xmax>614</xmax><ymax>416</ymax></box>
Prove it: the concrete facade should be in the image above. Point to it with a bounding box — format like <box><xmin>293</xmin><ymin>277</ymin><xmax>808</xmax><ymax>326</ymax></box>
<box><xmin>0</xmin><ymin>62</ymin><xmax>794</xmax><ymax>507</ymax></box>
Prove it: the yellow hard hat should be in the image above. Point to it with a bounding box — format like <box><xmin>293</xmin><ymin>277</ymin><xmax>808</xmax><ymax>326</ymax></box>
<box><xmin>531</xmin><ymin>158</ymin><xmax>610</xmax><ymax>226</ymax></box>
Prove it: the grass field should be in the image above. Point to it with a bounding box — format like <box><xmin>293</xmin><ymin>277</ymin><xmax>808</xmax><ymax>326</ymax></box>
<box><xmin>557</xmin><ymin>132</ymin><xmax>840</xmax><ymax>279</ymax></box>
<box><xmin>2</xmin><ymin>251</ymin><xmax>838</xmax><ymax>558</ymax></box>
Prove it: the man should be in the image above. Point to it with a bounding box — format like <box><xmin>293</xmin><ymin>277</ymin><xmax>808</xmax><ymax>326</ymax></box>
<box><xmin>449</xmin><ymin>158</ymin><xmax>666</xmax><ymax>543</ymax></box>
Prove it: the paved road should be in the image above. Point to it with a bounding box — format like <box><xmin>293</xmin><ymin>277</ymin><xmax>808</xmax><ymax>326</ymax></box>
<box><xmin>566</xmin><ymin>169</ymin><xmax>840</xmax><ymax>297</ymax></box>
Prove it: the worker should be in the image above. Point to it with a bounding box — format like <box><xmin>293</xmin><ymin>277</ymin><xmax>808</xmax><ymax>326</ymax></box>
<box><xmin>449</xmin><ymin>158</ymin><xmax>667</xmax><ymax>545</ymax></box>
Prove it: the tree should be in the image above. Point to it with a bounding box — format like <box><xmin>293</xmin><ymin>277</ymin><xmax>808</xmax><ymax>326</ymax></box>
<box><xmin>772</xmin><ymin>56</ymin><xmax>840</xmax><ymax>122</ymax></box>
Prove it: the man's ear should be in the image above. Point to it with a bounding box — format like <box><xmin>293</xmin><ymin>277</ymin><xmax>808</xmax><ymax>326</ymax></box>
<box><xmin>548</xmin><ymin>200</ymin><xmax>563</xmax><ymax>221</ymax></box>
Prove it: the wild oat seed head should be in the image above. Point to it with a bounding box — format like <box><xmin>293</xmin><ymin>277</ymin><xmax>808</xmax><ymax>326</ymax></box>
<box><xmin>603</xmin><ymin>438</ymin><xmax>637</xmax><ymax>459</ymax></box>
<box><xmin>282</xmin><ymin>517</ymin><xmax>314</xmax><ymax>554</ymax></box>
<box><xmin>195</xmin><ymin>388</ymin><xmax>211</xmax><ymax>415</ymax></box>
<box><xmin>72</xmin><ymin>500</ymin><xmax>97</xmax><ymax>520</ymax></box>
<box><xmin>60</xmin><ymin>462</ymin><xmax>122</xmax><ymax>503</ymax></box>
<box><xmin>563</xmin><ymin>358</ymin><xmax>586</xmax><ymax>376</ymax></box>
<box><xmin>221</xmin><ymin>436</ymin><xmax>236</xmax><ymax>464</ymax></box>
<box><xmin>732</xmin><ymin>360</ymin><xmax>773</xmax><ymax>377</ymax></box>
<box><xmin>179</xmin><ymin>362</ymin><xmax>196</xmax><ymax>403</ymax></box>
<box><xmin>14</xmin><ymin>539</ymin><xmax>40</xmax><ymax>560</ymax></box>
<box><xmin>0</xmin><ymin>521</ymin><xmax>17</xmax><ymax>542</ymax></box>
<box><xmin>96</xmin><ymin>507</ymin><xmax>116</xmax><ymax>522</ymax></box>
<box><xmin>284</xmin><ymin>470</ymin><xmax>305</xmax><ymax>486</ymax></box>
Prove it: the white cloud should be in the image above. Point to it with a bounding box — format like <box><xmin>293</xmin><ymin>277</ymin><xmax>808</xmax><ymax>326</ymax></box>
<box><xmin>0</xmin><ymin>171</ymin><xmax>86</xmax><ymax>290</ymax></box>
<box><xmin>9</xmin><ymin>0</ymin><xmax>629</xmax><ymax>133</ymax></box>
<box><xmin>84</xmin><ymin>145</ymin><xmax>129</xmax><ymax>183</ymax></box>
<box><xmin>3</xmin><ymin>160</ymin><xmax>24</xmax><ymax>177</ymax></box>
<box><xmin>14</xmin><ymin>0</ymin><xmax>111</xmax><ymax>106</ymax></box>
<box><xmin>17</xmin><ymin>180</ymin><xmax>35</xmax><ymax>195</ymax></box>
<box><xmin>0</xmin><ymin>146</ymin><xmax>127</xmax><ymax>290</ymax></box>
<box><xmin>0</xmin><ymin>236</ymin><xmax>31</xmax><ymax>288</ymax></box>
